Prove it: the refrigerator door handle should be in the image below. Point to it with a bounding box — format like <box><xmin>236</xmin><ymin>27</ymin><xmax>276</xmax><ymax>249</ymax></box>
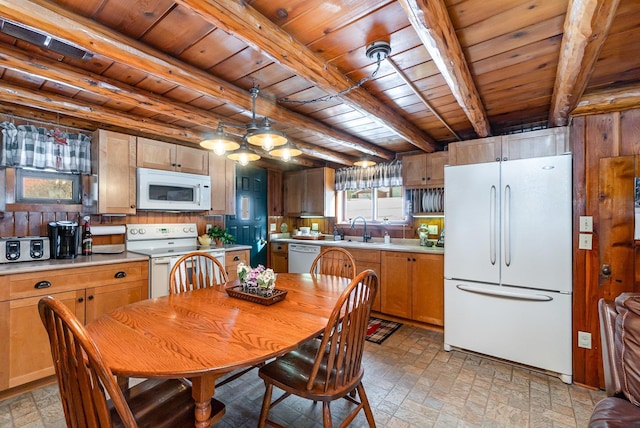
<box><xmin>456</xmin><ymin>284</ymin><xmax>553</xmax><ymax>301</ymax></box>
<box><xmin>504</xmin><ymin>184</ymin><xmax>511</xmax><ymax>267</ymax></box>
<box><xmin>490</xmin><ymin>185</ymin><xmax>497</xmax><ymax>265</ymax></box>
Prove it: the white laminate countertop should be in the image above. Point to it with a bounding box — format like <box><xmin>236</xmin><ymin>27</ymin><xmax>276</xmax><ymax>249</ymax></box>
<box><xmin>271</xmin><ymin>237</ymin><xmax>445</xmax><ymax>255</ymax></box>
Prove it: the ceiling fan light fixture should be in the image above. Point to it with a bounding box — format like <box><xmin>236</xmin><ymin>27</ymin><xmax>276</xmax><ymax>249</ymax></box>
<box><xmin>199</xmin><ymin>125</ymin><xmax>240</xmax><ymax>156</ymax></box>
<box><xmin>269</xmin><ymin>142</ymin><xmax>302</xmax><ymax>162</ymax></box>
<box><xmin>354</xmin><ymin>159</ymin><xmax>376</xmax><ymax>168</ymax></box>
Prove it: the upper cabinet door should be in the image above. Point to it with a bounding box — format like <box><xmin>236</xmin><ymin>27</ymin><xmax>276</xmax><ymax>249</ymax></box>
<box><xmin>136</xmin><ymin>137</ymin><xmax>176</xmax><ymax>171</ymax></box>
<box><xmin>137</xmin><ymin>137</ymin><xmax>208</xmax><ymax>175</ymax></box>
<box><xmin>502</xmin><ymin>127</ymin><xmax>568</xmax><ymax>161</ymax></box>
<box><xmin>403</xmin><ymin>154</ymin><xmax>427</xmax><ymax>188</ymax></box>
<box><xmin>92</xmin><ymin>130</ymin><xmax>136</xmax><ymax>214</ymax></box>
<box><xmin>448</xmin><ymin>136</ymin><xmax>502</xmax><ymax>165</ymax></box>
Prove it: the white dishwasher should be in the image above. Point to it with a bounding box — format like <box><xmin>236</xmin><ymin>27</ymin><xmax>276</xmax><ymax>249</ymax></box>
<box><xmin>288</xmin><ymin>243</ymin><xmax>320</xmax><ymax>273</ymax></box>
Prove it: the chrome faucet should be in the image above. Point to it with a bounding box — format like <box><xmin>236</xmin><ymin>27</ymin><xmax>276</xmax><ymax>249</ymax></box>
<box><xmin>350</xmin><ymin>216</ymin><xmax>371</xmax><ymax>242</ymax></box>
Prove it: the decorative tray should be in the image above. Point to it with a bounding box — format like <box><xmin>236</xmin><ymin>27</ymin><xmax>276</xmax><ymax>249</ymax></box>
<box><xmin>225</xmin><ymin>285</ymin><xmax>288</xmax><ymax>306</ymax></box>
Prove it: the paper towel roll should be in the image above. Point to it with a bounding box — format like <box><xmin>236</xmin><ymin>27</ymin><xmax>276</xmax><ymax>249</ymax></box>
<box><xmin>91</xmin><ymin>225</ymin><xmax>126</xmax><ymax>236</ymax></box>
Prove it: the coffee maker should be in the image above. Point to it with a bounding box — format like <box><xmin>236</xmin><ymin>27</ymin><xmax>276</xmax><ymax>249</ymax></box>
<box><xmin>48</xmin><ymin>221</ymin><xmax>80</xmax><ymax>259</ymax></box>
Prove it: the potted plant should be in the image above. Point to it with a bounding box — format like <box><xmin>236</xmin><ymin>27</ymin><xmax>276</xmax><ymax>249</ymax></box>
<box><xmin>207</xmin><ymin>225</ymin><xmax>236</xmax><ymax>245</ymax></box>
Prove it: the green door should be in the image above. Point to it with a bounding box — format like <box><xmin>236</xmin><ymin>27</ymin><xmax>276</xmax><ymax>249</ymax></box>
<box><xmin>226</xmin><ymin>165</ymin><xmax>267</xmax><ymax>267</ymax></box>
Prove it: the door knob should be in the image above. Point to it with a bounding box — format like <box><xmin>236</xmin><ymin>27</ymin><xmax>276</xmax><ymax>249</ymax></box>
<box><xmin>602</xmin><ymin>264</ymin><xmax>611</xmax><ymax>278</ymax></box>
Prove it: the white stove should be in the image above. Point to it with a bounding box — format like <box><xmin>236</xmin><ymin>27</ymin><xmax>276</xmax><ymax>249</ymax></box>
<box><xmin>126</xmin><ymin>223</ymin><xmax>225</xmax><ymax>298</ymax></box>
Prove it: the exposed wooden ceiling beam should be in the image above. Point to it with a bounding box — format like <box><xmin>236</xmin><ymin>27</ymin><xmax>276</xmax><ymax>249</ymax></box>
<box><xmin>0</xmin><ymin>0</ymin><xmax>394</xmax><ymax>160</ymax></box>
<box><xmin>549</xmin><ymin>0</ymin><xmax>620</xmax><ymax>126</ymax></box>
<box><xmin>0</xmin><ymin>43</ymin><xmax>354</xmax><ymax>166</ymax></box>
<box><xmin>397</xmin><ymin>0</ymin><xmax>491</xmax><ymax>138</ymax></box>
<box><xmin>571</xmin><ymin>83</ymin><xmax>640</xmax><ymax>116</ymax></box>
<box><xmin>174</xmin><ymin>0</ymin><xmax>438</xmax><ymax>154</ymax></box>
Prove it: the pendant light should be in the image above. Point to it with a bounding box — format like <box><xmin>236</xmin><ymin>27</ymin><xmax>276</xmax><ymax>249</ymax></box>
<box><xmin>199</xmin><ymin>85</ymin><xmax>286</xmax><ymax>164</ymax></box>
<box><xmin>226</xmin><ymin>139</ymin><xmax>260</xmax><ymax>166</ymax></box>
<box><xmin>199</xmin><ymin>125</ymin><xmax>240</xmax><ymax>156</ymax></box>
<box><xmin>269</xmin><ymin>141</ymin><xmax>302</xmax><ymax>161</ymax></box>
<box><xmin>354</xmin><ymin>159</ymin><xmax>376</xmax><ymax>168</ymax></box>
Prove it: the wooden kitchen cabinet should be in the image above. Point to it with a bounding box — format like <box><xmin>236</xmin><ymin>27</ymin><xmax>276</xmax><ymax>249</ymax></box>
<box><xmin>267</xmin><ymin>169</ymin><xmax>284</xmax><ymax>216</ymax></box>
<box><xmin>380</xmin><ymin>251</ymin><xmax>444</xmax><ymax>325</ymax></box>
<box><xmin>284</xmin><ymin>167</ymin><xmax>335</xmax><ymax>217</ymax></box>
<box><xmin>208</xmin><ymin>153</ymin><xmax>236</xmax><ymax>215</ymax></box>
<box><xmin>91</xmin><ymin>129</ymin><xmax>137</xmax><ymax>214</ymax></box>
<box><xmin>344</xmin><ymin>248</ymin><xmax>381</xmax><ymax>312</ymax></box>
<box><xmin>411</xmin><ymin>253</ymin><xmax>444</xmax><ymax>326</ymax></box>
<box><xmin>0</xmin><ymin>260</ymin><xmax>148</xmax><ymax>392</ymax></box>
<box><xmin>403</xmin><ymin>151</ymin><xmax>449</xmax><ymax>189</ymax></box>
<box><xmin>270</xmin><ymin>242</ymin><xmax>288</xmax><ymax>273</ymax></box>
<box><xmin>137</xmin><ymin>137</ymin><xmax>209</xmax><ymax>175</ymax></box>
<box><xmin>225</xmin><ymin>249</ymin><xmax>250</xmax><ymax>281</ymax></box>
<box><xmin>448</xmin><ymin>128</ymin><xmax>568</xmax><ymax>166</ymax></box>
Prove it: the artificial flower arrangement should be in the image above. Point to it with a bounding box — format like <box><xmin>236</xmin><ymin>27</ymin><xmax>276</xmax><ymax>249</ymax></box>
<box><xmin>237</xmin><ymin>262</ymin><xmax>276</xmax><ymax>296</ymax></box>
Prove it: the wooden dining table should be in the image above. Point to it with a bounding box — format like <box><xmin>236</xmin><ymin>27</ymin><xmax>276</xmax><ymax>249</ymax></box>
<box><xmin>85</xmin><ymin>273</ymin><xmax>350</xmax><ymax>428</ymax></box>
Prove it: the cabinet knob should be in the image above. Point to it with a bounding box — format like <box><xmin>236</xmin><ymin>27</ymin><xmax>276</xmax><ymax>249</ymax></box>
<box><xmin>233</xmin><ymin>256</ymin><xmax>240</xmax><ymax>261</ymax></box>
<box><xmin>114</xmin><ymin>271</ymin><xmax>127</xmax><ymax>279</ymax></box>
<box><xmin>34</xmin><ymin>280</ymin><xmax>51</xmax><ymax>289</ymax></box>
<box><xmin>88</xmin><ymin>295</ymin><xmax>94</xmax><ymax>300</ymax></box>
<box><xmin>78</xmin><ymin>297</ymin><xmax>84</xmax><ymax>303</ymax></box>
<box><xmin>131</xmin><ymin>204</ymin><xmax>136</xmax><ymax>208</ymax></box>
<box><xmin>412</xmin><ymin>258</ymin><xmax>416</xmax><ymax>262</ymax></box>
<box><xmin>495</xmin><ymin>157</ymin><xmax>500</xmax><ymax>162</ymax></box>
<box><xmin>503</xmin><ymin>157</ymin><xmax>508</xmax><ymax>161</ymax></box>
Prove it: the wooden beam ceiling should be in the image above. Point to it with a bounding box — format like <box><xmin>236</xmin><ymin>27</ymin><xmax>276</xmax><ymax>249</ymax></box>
<box><xmin>549</xmin><ymin>0</ymin><xmax>620</xmax><ymax>126</ymax></box>
<box><xmin>397</xmin><ymin>0</ymin><xmax>491</xmax><ymax>138</ymax></box>
<box><xmin>174</xmin><ymin>0</ymin><xmax>438</xmax><ymax>154</ymax></box>
<box><xmin>571</xmin><ymin>83</ymin><xmax>640</xmax><ymax>116</ymax></box>
<box><xmin>0</xmin><ymin>0</ymin><xmax>395</xmax><ymax>161</ymax></box>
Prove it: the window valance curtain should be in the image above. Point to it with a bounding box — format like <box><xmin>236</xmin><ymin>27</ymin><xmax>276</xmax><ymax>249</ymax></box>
<box><xmin>1</xmin><ymin>122</ymin><xmax>91</xmax><ymax>174</ymax></box>
<box><xmin>335</xmin><ymin>160</ymin><xmax>402</xmax><ymax>190</ymax></box>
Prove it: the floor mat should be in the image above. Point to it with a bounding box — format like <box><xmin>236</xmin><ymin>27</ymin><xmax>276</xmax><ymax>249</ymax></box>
<box><xmin>365</xmin><ymin>316</ymin><xmax>402</xmax><ymax>344</ymax></box>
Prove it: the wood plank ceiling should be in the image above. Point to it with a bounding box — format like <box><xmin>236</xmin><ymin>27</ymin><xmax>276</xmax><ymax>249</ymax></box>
<box><xmin>0</xmin><ymin>0</ymin><xmax>637</xmax><ymax>170</ymax></box>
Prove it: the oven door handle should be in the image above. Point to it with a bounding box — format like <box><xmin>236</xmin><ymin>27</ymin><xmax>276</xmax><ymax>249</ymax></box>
<box><xmin>153</xmin><ymin>257</ymin><xmax>172</xmax><ymax>265</ymax></box>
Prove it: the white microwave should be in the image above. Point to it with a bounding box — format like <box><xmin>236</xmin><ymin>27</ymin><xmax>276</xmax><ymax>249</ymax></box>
<box><xmin>136</xmin><ymin>167</ymin><xmax>211</xmax><ymax>211</ymax></box>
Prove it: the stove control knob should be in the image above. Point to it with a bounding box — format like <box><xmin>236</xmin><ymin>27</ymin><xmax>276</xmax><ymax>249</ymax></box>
<box><xmin>189</xmin><ymin>226</ymin><xmax>195</xmax><ymax>233</ymax></box>
<box><xmin>138</xmin><ymin>229</ymin><xmax>146</xmax><ymax>235</ymax></box>
<box><xmin>130</xmin><ymin>229</ymin><xmax>138</xmax><ymax>235</ymax></box>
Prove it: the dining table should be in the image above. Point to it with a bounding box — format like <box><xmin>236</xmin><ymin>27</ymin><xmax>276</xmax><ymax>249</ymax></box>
<box><xmin>85</xmin><ymin>273</ymin><xmax>351</xmax><ymax>428</ymax></box>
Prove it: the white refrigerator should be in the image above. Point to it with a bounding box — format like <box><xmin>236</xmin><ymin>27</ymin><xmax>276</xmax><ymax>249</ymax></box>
<box><xmin>443</xmin><ymin>154</ymin><xmax>573</xmax><ymax>384</ymax></box>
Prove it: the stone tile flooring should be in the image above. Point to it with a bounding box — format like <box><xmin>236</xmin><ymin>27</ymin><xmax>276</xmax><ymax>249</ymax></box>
<box><xmin>0</xmin><ymin>324</ymin><xmax>604</xmax><ymax>427</ymax></box>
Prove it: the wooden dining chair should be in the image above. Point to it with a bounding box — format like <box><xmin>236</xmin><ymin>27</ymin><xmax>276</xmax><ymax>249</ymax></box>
<box><xmin>169</xmin><ymin>251</ymin><xmax>257</xmax><ymax>387</ymax></box>
<box><xmin>258</xmin><ymin>269</ymin><xmax>379</xmax><ymax>428</ymax></box>
<box><xmin>310</xmin><ymin>247</ymin><xmax>357</xmax><ymax>278</ymax></box>
<box><xmin>169</xmin><ymin>251</ymin><xmax>228</xmax><ymax>294</ymax></box>
<box><xmin>38</xmin><ymin>295</ymin><xmax>223</xmax><ymax>428</ymax></box>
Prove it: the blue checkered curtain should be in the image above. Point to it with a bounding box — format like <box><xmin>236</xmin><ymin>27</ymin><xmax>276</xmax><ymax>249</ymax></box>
<box><xmin>335</xmin><ymin>159</ymin><xmax>402</xmax><ymax>191</ymax></box>
<box><xmin>1</xmin><ymin>122</ymin><xmax>91</xmax><ymax>173</ymax></box>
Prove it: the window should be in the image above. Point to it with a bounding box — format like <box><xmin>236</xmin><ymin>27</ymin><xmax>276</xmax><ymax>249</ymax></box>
<box><xmin>15</xmin><ymin>168</ymin><xmax>82</xmax><ymax>204</ymax></box>
<box><xmin>341</xmin><ymin>186</ymin><xmax>404</xmax><ymax>222</ymax></box>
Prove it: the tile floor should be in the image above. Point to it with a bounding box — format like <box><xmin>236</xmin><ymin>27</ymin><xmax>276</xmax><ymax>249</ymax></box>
<box><xmin>0</xmin><ymin>323</ymin><xmax>604</xmax><ymax>427</ymax></box>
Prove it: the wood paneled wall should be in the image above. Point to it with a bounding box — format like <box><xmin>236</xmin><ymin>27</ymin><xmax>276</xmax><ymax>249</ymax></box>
<box><xmin>571</xmin><ymin>109</ymin><xmax>640</xmax><ymax>388</ymax></box>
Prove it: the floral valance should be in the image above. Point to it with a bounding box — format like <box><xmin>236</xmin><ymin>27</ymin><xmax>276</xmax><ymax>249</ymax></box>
<box><xmin>335</xmin><ymin>160</ymin><xmax>402</xmax><ymax>190</ymax></box>
<box><xmin>1</xmin><ymin>122</ymin><xmax>91</xmax><ymax>174</ymax></box>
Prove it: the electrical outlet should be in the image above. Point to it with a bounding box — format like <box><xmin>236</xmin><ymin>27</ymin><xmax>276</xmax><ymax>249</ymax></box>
<box><xmin>578</xmin><ymin>331</ymin><xmax>592</xmax><ymax>349</ymax></box>
<box><xmin>206</xmin><ymin>224</ymin><xmax>212</xmax><ymax>232</ymax></box>
<box><xmin>312</xmin><ymin>223</ymin><xmax>319</xmax><ymax>231</ymax></box>
<box><xmin>579</xmin><ymin>216</ymin><xmax>593</xmax><ymax>232</ymax></box>
<box><xmin>270</xmin><ymin>223</ymin><xmax>277</xmax><ymax>232</ymax></box>
<box><xmin>428</xmin><ymin>225</ymin><xmax>438</xmax><ymax>234</ymax></box>
<box><xmin>579</xmin><ymin>233</ymin><xmax>592</xmax><ymax>250</ymax></box>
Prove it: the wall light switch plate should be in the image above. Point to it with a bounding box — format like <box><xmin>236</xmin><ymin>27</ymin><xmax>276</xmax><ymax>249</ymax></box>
<box><xmin>578</xmin><ymin>233</ymin><xmax>593</xmax><ymax>250</ymax></box>
<box><xmin>428</xmin><ymin>225</ymin><xmax>438</xmax><ymax>234</ymax></box>
<box><xmin>270</xmin><ymin>223</ymin><xmax>277</xmax><ymax>232</ymax></box>
<box><xmin>206</xmin><ymin>224</ymin><xmax>212</xmax><ymax>232</ymax></box>
<box><xmin>578</xmin><ymin>331</ymin><xmax>592</xmax><ymax>349</ymax></box>
<box><xmin>579</xmin><ymin>216</ymin><xmax>593</xmax><ymax>232</ymax></box>
<box><xmin>311</xmin><ymin>223</ymin><xmax>319</xmax><ymax>231</ymax></box>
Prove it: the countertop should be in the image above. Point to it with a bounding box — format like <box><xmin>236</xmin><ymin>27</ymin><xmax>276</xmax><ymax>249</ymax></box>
<box><xmin>271</xmin><ymin>237</ymin><xmax>444</xmax><ymax>255</ymax></box>
<box><xmin>0</xmin><ymin>252</ymin><xmax>150</xmax><ymax>275</ymax></box>
<box><xmin>0</xmin><ymin>245</ymin><xmax>253</xmax><ymax>275</ymax></box>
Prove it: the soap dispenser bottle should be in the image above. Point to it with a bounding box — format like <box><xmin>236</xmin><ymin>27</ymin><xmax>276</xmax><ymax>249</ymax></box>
<box><xmin>384</xmin><ymin>231</ymin><xmax>391</xmax><ymax>244</ymax></box>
